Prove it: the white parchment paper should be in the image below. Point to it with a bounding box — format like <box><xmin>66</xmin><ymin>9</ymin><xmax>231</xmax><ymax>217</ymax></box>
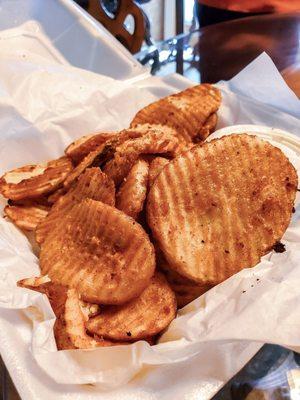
<box><xmin>0</xmin><ymin>23</ymin><xmax>300</xmax><ymax>398</ymax></box>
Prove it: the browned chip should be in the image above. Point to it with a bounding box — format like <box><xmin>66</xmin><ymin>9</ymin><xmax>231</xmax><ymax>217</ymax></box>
<box><xmin>40</xmin><ymin>198</ymin><xmax>155</xmax><ymax>305</ymax></box>
<box><xmin>147</xmin><ymin>134</ymin><xmax>298</xmax><ymax>284</ymax></box>
<box><xmin>65</xmin><ymin>132</ymin><xmax>117</xmax><ymax>164</ymax></box>
<box><xmin>131</xmin><ymin>84</ymin><xmax>221</xmax><ymax>143</ymax></box>
<box><xmin>148</xmin><ymin>157</ymin><xmax>169</xmax><ymax>187</ymax></box>
<box><xmin>4</xmin><ymin>203</ymin><xmax>49</xmax><ymax>231</ymax></box>
<box><xmin>18</xmin><ymin>278</ymin><xmax>117</xmax><ymax>349</ymax></box>
<box><xmin>116</xmin><ymin>158</ymin><xmax>149</xmax><ymax>220</ymax></box>
<box><xmin>62</xmin><ymin>128</ymin><xmax>147</xmax><ymax>190</ymax></box>
<box><xmin>36</xmin><ymin>168</ymin><xmax>115</xmax><ymax>244</ymax></box>
<box><xmin>86</xmin><ymin>272</ymin><xmax>176</xmax><ymax>341</ymax></box>
<box><xmin>103</xmin><ymin>128</ymin><xmax>179</xmax><ymax>187</ymax></box>
<box><xmin>157</xmin><ymin>249</ymin><xmax>211</xmax><ymax>307</ymax></box>
<box><xmin>0</xmin><ymin>157</ymin><xmax>73</xmax><ymax>201</ymax></box>
<box><xmin>195</xmin><ymin>112</ymin><xmax>218</xmax><ymax>142</ymax></box>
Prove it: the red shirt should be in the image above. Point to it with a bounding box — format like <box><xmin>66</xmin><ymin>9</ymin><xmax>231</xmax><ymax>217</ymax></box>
<box><xmin>199</xmin><ymin>0</ymin><xmax>300</xmax><ymax>13</ymax></box>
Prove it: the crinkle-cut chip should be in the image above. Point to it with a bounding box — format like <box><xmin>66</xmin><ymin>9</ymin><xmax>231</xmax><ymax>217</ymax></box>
<box><xmin>157</xmin><ymin>248</ymin><xmax>212</xmax><ymax>307</ymax></box>
<box><xmin>40</xmin><ymin>199</ymin><xmax>155</xmax><ymax>305</ymax></box>
<box><xmin>17</xmin><ymin>278</ymin><xmax>118</xmax><ymax>349</ymax></box>
<box><xmin>148</xmin><ymin>157</ymin><xmax>169</xmax><ymax>187</ymax></box>
<box><xmin>0</xmin><ymin>157</ymin><xmax>73</xmax><ymax>201</ymax></box>
<box><xmin>130</xmin><ymin>84</ymin><xmax>221</xmax><ymax>143</ymax></box>
<box><xmin>86</xmin><ymin>272</ymin><xmax>176</xmax><ymax>341</ymax></box>
<box><xmin>36</xmin><ymin>168</ymin><xmax>115</xmax><ymax>244</ymax></box>
<box><xmin>4</xmin><ymin>203</ymin><xmax>49</xmax><ymax>231</ymax></box>
<box><xmin>116</xmin><ymin>159</ymin><xmax>149</xmax><ymax>220</ymax></box>
<box><xmin>62</xmin><ymin>129</ymin><xmax>146</xmax><ymax>190</ymax></box>
<box><xmin>147</xmin><ymin>134</ymin><xmax>298</xmax><ymax>284</ymax></box>
<box><xmin>65</xmin><ymin>132</ymin><xmax>117</xmax><ymax>164</ymax></box>
<box><xmin>56</xmin><ymin>287</ymin><xmax>118</xmax><ymax>350</ymax></box>
<box><xmin>47</xmin><ymin>187</ymin><xmax>67</xmax><ymax>204</ymax></box>
<box><xmin>103</xmin><ymin>129</ymin><xmax>180</xmax><ymax>187</ymax></box>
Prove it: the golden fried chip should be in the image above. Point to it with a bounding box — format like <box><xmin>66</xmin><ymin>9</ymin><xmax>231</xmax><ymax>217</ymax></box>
<box><xmin>103</xmin><ymin>128</ymin><xmax>179</xmax><ymax>186</ymax></box>
<box><xmin>195</xmin><ymin>112</ymin><xmax>218</xmax><ymax>142</ymax></box>
<box><xmin>36</xmin><ymin>168</ymin><xmax>115</xmax><ymax>244</ymax></box>
<box><xmin>148</xmin><ymin>157</ymin><xmax>169</xmax><ymax>187</ymax></box>
<box><xmin>131</xmin><ymin>84</ymin><xmax>221</xmax><ymax>143</ymax></box>
<box><xmin>86</xmin><ymin>272</ymin><xmax>176</xmax><ymax>341</ymax></box>
<box><xmin>62</xmin><ymin>128</ymin><xmax>146</xmax><ymax>190</ymax></box>
<box><xmin>65</xmin><ymin>132</ymin><xmax>117</xmax><ymax>164</ymax></box>
<box><xmin>0</xmin><ymin>157</ymin><xmax>73</xmax><ymax>201</ymax></box>
<box><xmin>147</xmin><ymin>134</ymin><xmax>298</xmax><ymax>284</ymax></box>
<box><xmin>40</xmin><ymin>199</ymin><xmax>155</xmax><ymax>305</ymax></box>
<box><xmin>18</xmin><ymin>278</ymin><xmax>117</xmax><ymax>349</ymax></box>
<box><xmin>4</xmin><ymin>203</ymin><xmax>49</xmax><ymax>231</ymax></box>
<box><xmin>157</xmin><ymin>249</ymin><xmax>211</xmax><ymax>307</ymax></box>
<box><xmin>116</xmin><ymin>158</ymin><xmax>149</xmax><ymax>220</ymax></box>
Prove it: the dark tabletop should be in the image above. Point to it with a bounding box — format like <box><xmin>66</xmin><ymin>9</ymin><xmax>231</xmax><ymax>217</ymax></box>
<box><xmin>136</xmin><ymin>12</ymin><xmax>300</xmax><ymax>96</ymax></box>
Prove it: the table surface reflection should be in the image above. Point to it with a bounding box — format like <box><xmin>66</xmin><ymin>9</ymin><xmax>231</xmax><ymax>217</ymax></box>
<box><xmin>136</xmin><ymin>12</ymin><xmax>300</xmax><ymax>97</ymax></box>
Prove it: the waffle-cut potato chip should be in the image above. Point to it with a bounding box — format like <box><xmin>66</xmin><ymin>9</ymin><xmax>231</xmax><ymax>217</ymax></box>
<box><xmin>103</xmin><ymin>129</ymin><xmax>179</xmax><ymax>186</ymax></box>
<box><xmin>147</xmin><ymin>134</ymin><xmax>298</xmax><ymax>284</ymax></box>
<box><xmin>40</xmin><ymin>199</ymin><xmax>155</xmax><ymax>305</ymax></box>
<box><xmin>18</xmin><ymin>276</ymin><xmax>100</xmax><ymax>319</ymax></box>
<box><xmin>116</xmin><ymin>158</ymin><xmax>149</xmax><ymax>219</ymax></box>
<box><xmin>86</xmin><ymin>272</ymin><xmax>176</xmax><ymax>341</ymax></box>
<box><xmin>195</xmin><ymin>112</ymin><xmax>218</xmax><ymax>142</ymax></box>
<box><xmin>157</xmin><ymin>248</ymin><xmax>212</xmax><ymax>307</ymax></box>
<box><xmin>131</xmin><ymin>84</ymin><xmax>221</xmax><ymax>143</ymax></box>
<box><xmin>65</xmin><ymin>132</ymin><xmax>117</xmax><ymax>164</ymax></box>
<box><xmin>4</xmin><ymin>203</ymin><xmax>49</xmax><ymax>231</ymax></box>
<box><xmin>63</xmin><ymin>128</ymin><xmax>147</xmax><ymax>190</ymax></box>
<box><xmin>17</xmin><ymin>278</ymin><xmax>118</xmax><ymax>349</ymax></box>
<box><xmin>148</xmin><ymin>157</ymin><xmax>169</xmax><ymax>187</ymax></box>
<box><xmin>0</xmin><ymin>157</ymin><xmax>73</xmax><ymax>201</ymax></box>
<box><xmin>36</xmin><ymin>168</ymin><xmax>115</xmax><ymax>244</ymax></box>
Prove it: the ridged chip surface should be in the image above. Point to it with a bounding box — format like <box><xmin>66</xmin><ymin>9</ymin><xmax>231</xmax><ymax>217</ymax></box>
<box><xmin>116</xmin><ymin>158</ymin><xmax>149</xmax><ymax>219</ymax></box>
<box><xmin>148</xmin><ymin>157</ymin><xmax>169</xmax><ymax>187</ymax></box>
<box><xmin>0</xmin><ymin>157</ymin><xmax>73</xmax><ymax>201</ymax></box>
<box><xmin>65</xmin><ymin>132</ymin><xmax>117</xmax><ymax>164</ymax></box>
<box><xmin>18</xmin><ymin>278</ymin><xmax>118</xmax><ymax>349</ymax></box>
<box><xmin>147</xmin><ymin>134</ymin><xmax>298</xmax><ymax>284</ymax></box>
<box><xmin>36</xmin><ymin>168</ymin><xmax>115</xmax><ymax>244</ymax></box>
<box><xmin>86</xmin><ymin>272</ymin><xmax>176</xmax><ymax>341</ymax></box>
<box><xmin>103</xmin><ymin>128</ymin><xmax>179</xmax><ymax>186</ymax></box>
<box><xmin>40</xmin><ymin>198</ymin><xmax>155</xmax><ymax>304</ymax></box>
<box><xmin>131</xmin><ymin>84</ymin><xmax>221</xmax><ymax>143</ymax></box>
<box><xmin>4</xmin><ymin>203</ymin><xmax>49</xmax><ymax>231</ymax></box>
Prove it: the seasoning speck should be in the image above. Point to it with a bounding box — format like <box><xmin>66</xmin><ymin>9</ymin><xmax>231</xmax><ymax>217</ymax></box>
<box><xmin>126</xmin><ymin>331</ymin><xmax>132</xmax><ymax>337</ymax></box>
<box><xmin>201</xmin><ymin>240</ymin><xmax>205</xmax><ymax>243</ymax></box>
<box><xmin>273</xmin><ymin>241</ymin><xmax>286</xmax><ymax>253</ymax></box>
<box><xmin>292</xmin><ymin>207</ymin><xmax>296</xmax><ymax>213</ymax></box>
<box><xmin>225</xmin><ymin>249</ymin><xmax>230</xmax><ymax>254</ymax></box>
<box><xmin>242</xmin><ymin>290</ymin><xmax>246</xmax><ymax>293</ymax></box>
